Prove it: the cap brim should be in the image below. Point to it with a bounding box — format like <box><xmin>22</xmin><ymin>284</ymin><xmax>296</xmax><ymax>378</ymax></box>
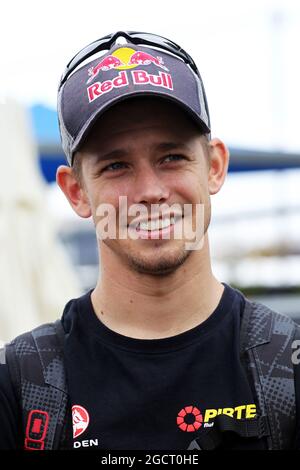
<box><xmin>70</xmin><ymin>90</ymin><xmax>210</xmax><ymax>165</ymax></box>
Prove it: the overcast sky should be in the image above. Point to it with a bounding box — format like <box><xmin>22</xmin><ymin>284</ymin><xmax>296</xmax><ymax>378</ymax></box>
<box><xmin>1</xmin><ymin>0</ymin><xmax>300</xmax><ymax>152</ymax></box>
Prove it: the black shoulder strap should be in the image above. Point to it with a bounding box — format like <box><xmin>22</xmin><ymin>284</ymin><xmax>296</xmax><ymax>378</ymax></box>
<box><xmin>187</xmin><ymin>413</ymin><xmax>270</xmax><ymax>450</ymax></box>
<box><xmin>240</xmin><ymin>297</ymin><xmax>298</xmax><ymax>450</ymax></box>
<box><xmin>5</xmin><ymin>319</ymin><xmax>70</xmax><ymax>450</ymax></box>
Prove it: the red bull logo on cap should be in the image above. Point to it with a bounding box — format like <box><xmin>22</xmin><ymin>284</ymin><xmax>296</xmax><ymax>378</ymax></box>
<box><xmin>87</xmin><ymin>47</ymin><xmax>169</xmax><ymax>84</ymax></box>
<box><xmin>87</xmin><ymin>55</ymin><xmax>125</xmax><ymax>83</ymax></box>
<box><xmin>86</xmin><ymin>46</ymin><xmax>173</xmax><ymax>103</ymax></box>
<box><xmin>126</xmin><ymin>50</ymin><xmax>168</xmax><ymax>71</ymax></box>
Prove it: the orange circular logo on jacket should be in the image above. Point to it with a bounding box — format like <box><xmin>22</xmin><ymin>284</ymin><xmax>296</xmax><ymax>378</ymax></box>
<box><xmin>177</xmin><ymin>405</ymin><xmax>203</xmax><ymax>432</ymax></box>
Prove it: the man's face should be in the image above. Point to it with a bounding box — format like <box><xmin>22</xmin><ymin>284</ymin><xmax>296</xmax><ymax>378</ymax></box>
<box><xmin>77</xmin><ymin>97</ymin><xmax>212</xmax><ymax>276</ymax></box>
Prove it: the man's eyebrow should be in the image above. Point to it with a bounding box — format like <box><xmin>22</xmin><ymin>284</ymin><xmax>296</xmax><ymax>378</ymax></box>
<box><xmin>96</xmin><ymin>142</ymin><xmax>191</xmax><ymax>162</ymax></box>
<box><xmin>96</xmin><ymin>149</ymin><xmax>129</xmax><ymax>162</ymax></box>
<box><xmin>154</xmin><ymin>142</ymin><xmax>191</xmax><ymax>152</ymax></box>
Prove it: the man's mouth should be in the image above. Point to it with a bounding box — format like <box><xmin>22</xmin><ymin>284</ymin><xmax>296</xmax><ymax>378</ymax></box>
<box><xmin>137</xmin><ymin>216</ymin><xmax>176</xmax><ymax>232</ymax></box>
<box><xmin>126</xmin><ymin>213</ymin><xmax>183</xmax><ymax>240</ymax></box>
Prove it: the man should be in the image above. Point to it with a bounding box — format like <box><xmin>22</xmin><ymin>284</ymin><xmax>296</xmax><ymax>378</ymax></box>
<box><xmin>0</xmin><ymin>31</ymin><xmax>299</xmax><ymax>451</ymax></box>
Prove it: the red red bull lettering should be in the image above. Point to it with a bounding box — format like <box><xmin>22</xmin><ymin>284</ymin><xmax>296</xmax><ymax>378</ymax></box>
<box><xmin>87</xmin><ymin>71</ymin><xmax>129</xmax><ymax>102</ymax></box>
<box><xmin>132</xmin><ymin>70</ymin><xmax>173</xmax><ymax>90</ymax></box>
<box><xmin>87</xmin><ymin>70</ymin><xmax>173</xmax><ymax>103</ymax></box>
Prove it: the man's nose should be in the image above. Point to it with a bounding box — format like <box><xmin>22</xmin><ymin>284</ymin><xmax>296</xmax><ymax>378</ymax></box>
<box><xmin>132</xmin><ymin>166</ymin><xmax>170</xmax><ymax>204</ymax></box>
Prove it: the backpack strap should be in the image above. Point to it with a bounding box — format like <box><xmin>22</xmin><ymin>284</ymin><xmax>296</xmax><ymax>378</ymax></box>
<box><xmin>240</xmin><ymin>297</ymin><xmax>298</xmax><ymax>449</ymax></box>
<box><xmin>187</xmin><ymin>413</ymin><xmax>270</xmax><ymax>450</ymax></box>
<box><xmin>5</xmin><ymin>319</ymin><xmax>70</xmax><ymax>450</ymax></box>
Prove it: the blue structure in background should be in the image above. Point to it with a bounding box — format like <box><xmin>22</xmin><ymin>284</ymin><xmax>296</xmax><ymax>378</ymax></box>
<box><xmin>30</xmin><ymin>104</ymin><xmax>300</xmax><ymax>183</ymax></box>
<box><xmin>30</xmin><ymin>104</ymin><xmax>65</xmax><ymax>183</ymax></box>
<box><xmin>30</xmin><ymin>104</ymin><xmax>60</xmax><ymax>144</ymax></box>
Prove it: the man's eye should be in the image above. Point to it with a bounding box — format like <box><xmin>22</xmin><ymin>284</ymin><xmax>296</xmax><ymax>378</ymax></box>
<box><xmin>103</xmin><ymin>161</ymin><xmax>127</xmax><ymax>172</ymax></box>
<box><xmin>163</xmin><ymin>154</ymin><xmax>185</xmax><ymax>162</ymax></box>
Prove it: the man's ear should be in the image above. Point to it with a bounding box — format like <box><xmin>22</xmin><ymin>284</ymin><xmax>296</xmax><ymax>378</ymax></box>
<box><xmin>207</xmin><ymin>138</ymin><xmax>230</xmax><ymax>195</ymax></box>
<box><xmin>56</xmin><ymin>165</ymin><xmax>92</xmax><ymax>218</ymax></box>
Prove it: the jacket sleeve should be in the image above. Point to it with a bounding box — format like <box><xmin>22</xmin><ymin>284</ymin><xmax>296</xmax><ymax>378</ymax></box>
<box><xmin>0</xmin><ymin>362</ymin><xmax>23</xmax><ymax>449</ymax></box>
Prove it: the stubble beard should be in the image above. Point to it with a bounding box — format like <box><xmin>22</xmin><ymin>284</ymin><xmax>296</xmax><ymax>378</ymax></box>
<box><xmin>127</xmin><ymin>243</ymin><xmax>192</xmax><ymax>276</ymax></box>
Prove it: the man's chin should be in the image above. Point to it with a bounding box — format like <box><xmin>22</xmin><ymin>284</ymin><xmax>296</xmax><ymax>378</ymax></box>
<box><xmin>128</xmin><ymin>250</ymin><xmax>191</xmax><ymax>276</ymax></box>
